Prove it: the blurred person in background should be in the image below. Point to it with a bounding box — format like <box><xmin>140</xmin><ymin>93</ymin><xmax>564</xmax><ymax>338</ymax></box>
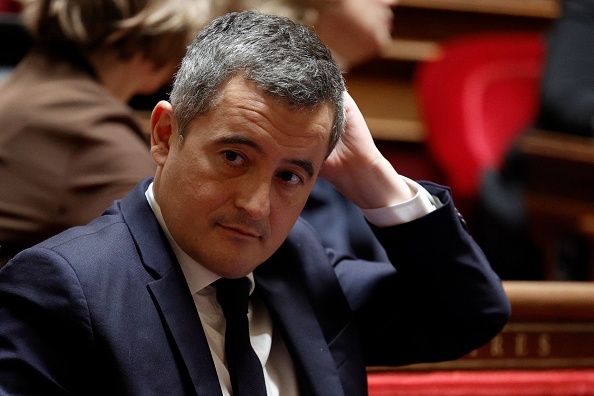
<box><xmin>310</xmin><ymin>0</ymin><xmax>397</xmax><ymax>70</ymax></box>
<box><xmin>0</xmin><ymin>0</ymin><xmax>208</xmax><ymax>266</ymax></box>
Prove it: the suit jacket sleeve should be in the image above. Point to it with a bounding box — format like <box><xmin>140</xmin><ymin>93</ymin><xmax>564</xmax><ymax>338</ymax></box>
<box><xmin>331</xmin><ymin>182</ymin><xmax>511</xmax><ymax>367</ymax></box>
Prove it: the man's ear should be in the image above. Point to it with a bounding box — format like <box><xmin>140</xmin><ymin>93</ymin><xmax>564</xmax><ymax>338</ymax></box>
<box><xmin>150</xmin><ymin>100</ymin><xmax>176</xmax><ymax>166</ymax></box>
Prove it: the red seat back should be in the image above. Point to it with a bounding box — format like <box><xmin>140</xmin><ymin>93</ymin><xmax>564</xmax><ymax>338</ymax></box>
<box><xmin>415</xmin><ymin>33</ymin><xmax>546</xmax><ymax>199</ymax></box>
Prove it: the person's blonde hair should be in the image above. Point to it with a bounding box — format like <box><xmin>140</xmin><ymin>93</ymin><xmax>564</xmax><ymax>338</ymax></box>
<box><xmin>20</xmin><ymin>0</ymin><xmax>211</xmax><ymax>67</ymax></box>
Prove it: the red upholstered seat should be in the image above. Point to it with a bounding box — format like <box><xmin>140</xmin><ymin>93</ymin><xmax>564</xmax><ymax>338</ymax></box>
<box><xmin>368</xmin><ymin>370</ymin><xmax>594</xmax><ymax>395</ymax></box>
<box><xmin>414</xmin><ymin>33</ymin><xmax>546</xmax><ymax>200</ymax></box>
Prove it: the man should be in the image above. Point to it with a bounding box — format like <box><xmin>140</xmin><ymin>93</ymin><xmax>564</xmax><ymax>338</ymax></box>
<box><xmin>0</xmin><ymin>11</ymin><xmax>510</xmax><ymax>395</ymax></box>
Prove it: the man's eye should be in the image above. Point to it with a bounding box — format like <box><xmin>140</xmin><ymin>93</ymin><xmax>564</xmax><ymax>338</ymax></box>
<box><xmin>278</xmin><ymin>171</ymin><xmax>302</xmax><ymax>185</ymax></box>
<box><xmin>224</xmin><ymin>151</ymin><xmax>245</xmax><ymax>165</ymax></box>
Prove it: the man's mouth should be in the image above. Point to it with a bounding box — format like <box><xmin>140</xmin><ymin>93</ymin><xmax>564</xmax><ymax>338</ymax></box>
<box><xmin>218</xmin><ymin>223</ymin><xmax>261</xmax><ymax>238</ymax></box>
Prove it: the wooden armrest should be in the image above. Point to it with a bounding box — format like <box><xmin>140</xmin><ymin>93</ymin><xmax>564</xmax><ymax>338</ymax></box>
<box><xmin>503</xmin><ymin>281</ymin><xmax>594</xmax><ymax>321</ymax></box>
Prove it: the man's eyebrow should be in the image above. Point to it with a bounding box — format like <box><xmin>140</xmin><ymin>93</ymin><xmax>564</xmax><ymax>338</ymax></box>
<box><xmin>215</xmin><ymin>135</ymin><xmax>315</xmax><ymax>177</ymax></box>
<box><xmin>290</xmin><ymin>159</ymin><xmax>314</xmax><ymax>178</ymax></box>
<box><xmin>216</xmin><ymin>136</ymin><xmax>263</xmax><ymax>154</ymax></box>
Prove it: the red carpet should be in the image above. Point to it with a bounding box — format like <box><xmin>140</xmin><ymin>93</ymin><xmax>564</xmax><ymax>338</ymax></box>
<box><xmin>368</xmin><ymin>370</ymin><xmax>594</xmax><ymax>395</ymax></box>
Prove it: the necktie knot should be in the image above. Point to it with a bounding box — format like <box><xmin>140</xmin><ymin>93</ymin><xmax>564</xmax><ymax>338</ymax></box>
<box><xmin>214</xmin><ymin>277</ymin><xmax>250</xmax><ymax>318</ymax></box>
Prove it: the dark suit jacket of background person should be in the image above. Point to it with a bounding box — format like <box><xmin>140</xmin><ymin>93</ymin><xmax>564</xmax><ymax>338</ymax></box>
<box><xmin>0</xmin><ymin>177</ymin><xmax>510</xmax><ymax>395</ymax></box>
<box><xmin>536</xmin><ymin>0</ymin><xmax>594</xmax><ymax>137</ymax></box>
<box><xmin>0</xmin><ymin>48</ymin><xmax>156</xmax><ymax>266</ymax></box>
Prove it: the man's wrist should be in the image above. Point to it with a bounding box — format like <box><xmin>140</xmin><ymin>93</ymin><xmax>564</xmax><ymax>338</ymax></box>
<box><xmin>361</xmin><ymin>177</ymin><xmax>437</xmax><ymax>227</ymax></box>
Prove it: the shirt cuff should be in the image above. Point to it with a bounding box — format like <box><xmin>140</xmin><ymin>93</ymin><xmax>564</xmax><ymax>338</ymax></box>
<box><xmin>361</xmin><ymin>177</ymin><xmax>440</xmax><ymax>227</ymax></box>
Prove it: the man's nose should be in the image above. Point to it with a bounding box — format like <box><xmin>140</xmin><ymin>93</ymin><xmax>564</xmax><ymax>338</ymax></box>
<box><xmin>235</xmin><ymin>178</ymin><xmax>272</xmax><ymax>220</ymax></box>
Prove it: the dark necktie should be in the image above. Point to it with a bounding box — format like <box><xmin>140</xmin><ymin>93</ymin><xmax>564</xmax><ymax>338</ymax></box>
<box><xmin>215</xmin><ymin>277</ymin><xmax>267</xmax><ymax>396</ymax></box>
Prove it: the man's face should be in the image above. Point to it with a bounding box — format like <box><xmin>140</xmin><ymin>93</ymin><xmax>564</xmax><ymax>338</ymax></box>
<box><xmin>151</xmin><ymin>77</ymin><xmax>333</xmax><ymax>278</ymax></box>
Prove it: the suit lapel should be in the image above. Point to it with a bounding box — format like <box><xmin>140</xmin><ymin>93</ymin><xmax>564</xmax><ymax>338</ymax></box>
<box><xmin>119</xmin><ymin>179</ymin><xmax>222</xmax><ymax>396</ymax></box>
<box><xmin>255</xmin><ymin>228</ymin><xmax>347</xmax><ymax>396</ymax></box>
<box><xmin>148</xmin><ymin>273</ymin><xmax>222</xmax><ymax>395</ymax></box>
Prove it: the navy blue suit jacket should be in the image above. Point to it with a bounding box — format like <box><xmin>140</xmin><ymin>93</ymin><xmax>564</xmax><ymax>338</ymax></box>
<box><xmin>0</xmin><ymin>178</ymin><xmax>510</xmax><ymax>395</ymax></box>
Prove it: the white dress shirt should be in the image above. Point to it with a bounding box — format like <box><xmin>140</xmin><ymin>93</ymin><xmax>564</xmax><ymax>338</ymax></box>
<box><xmin>145</xmin><ymin>177</ymin><xmax>438</xmax><ymax>395</ymax></box>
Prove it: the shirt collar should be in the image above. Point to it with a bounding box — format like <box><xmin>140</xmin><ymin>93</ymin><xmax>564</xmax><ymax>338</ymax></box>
<box><xmin>144</xmin><ymin>182</ymin><xmax>255</xmax><ymax>295</ymax></box>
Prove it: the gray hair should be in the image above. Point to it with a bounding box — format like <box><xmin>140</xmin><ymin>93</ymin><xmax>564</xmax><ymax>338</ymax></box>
<box><xmin>170</xmin><ymin>10</ymin><xmax>346</xmax><ymax>157</ymax></box>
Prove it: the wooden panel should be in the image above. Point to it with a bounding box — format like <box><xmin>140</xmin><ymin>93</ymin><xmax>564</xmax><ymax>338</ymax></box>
<box><xmin>345</xmin><ymin>75</ymin><xmax>424</xmax><ymax>142</ymax></box>
<box><xmin>398</xmin><ymin>0</ymin><xmax>560</xmax><ymax>18</ymax></box>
